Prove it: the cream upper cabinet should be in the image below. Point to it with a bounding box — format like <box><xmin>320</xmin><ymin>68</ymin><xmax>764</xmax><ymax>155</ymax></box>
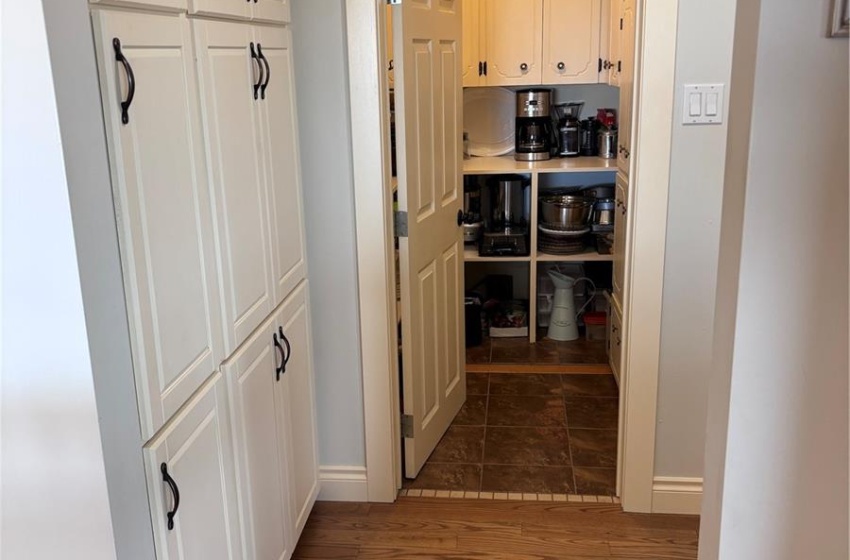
<box><xmin>617</xmin><ymin>0</ymin><xmax>635</xmax><ymax>175</ymax></box>
<box><xmin>612</xmin><ymin>172</ymin><xmax>628</xmax><ymax>308</ymax></box>
<box><xmin>92</xmin><ymin>9</ymin><xmax>223</xmax><ymax>439</ymax></box>
<box><xmin>386</xmin><ymin>5</ymin><xmax>395</xmax><ymax>88</ymax></box>
<box><xmin>90</xmin><ymin>0</ymin><xmax>186</xmax><ymax>12</ymax></box>
<box><xmin>484</xmin><ymin>0</ymin><xmax>543</xmax><ymax>86</ymax></box>
<box><xmin>253</xmin><ymin>0</ymin><xmax>290</xmax><ymax>24</ymax></box>
<box><xmin>254</xmin><ymin>26</ymin><xmax>308</xmax><ymax>306</ymax></box>
<box><xmin>144</xmin><ymin>373</ymin><xmax>243</xmax><ymax>560</ymax></box>
<box><xmin>195</xmin><ymin>20</ymin><xmax>275</xmax><ymax>355</ymax></box>
<box><xmin>542</xmin><ymin>0</ymin><xmax>602</xmax><ymax>85</ymax></box>
<box><xmin>190</xmin><ymin>0</ymin><xmax>290</xmax><ymax>24</ymax></box>
<box><xmin>605</xmin><ymin>0</ymin><xmax>622</xmax><ymax>86</ymax></box>
<box><xmin>462</xmin><ymin>0</ymin><xmax>483</xmax><ymax>87</ymax></box>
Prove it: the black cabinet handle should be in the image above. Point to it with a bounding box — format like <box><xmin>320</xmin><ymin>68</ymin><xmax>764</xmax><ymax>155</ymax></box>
<box><xmin>112</xmin><ymin>38</ymin><xmax>135</xmax><ymax>125</ymax></box>
<box><xmin>160</xmin><ymin>463</ymin><xmax>180</xmax><ymax>531</ymax></box>
<box><xmin>250</xmin><ymin>42</ymin><xmax>263</xmax><ymax>101</ymax></box>
<box><xmin>278</xmin><ymin>326</ymin><xmax>292</xmax><ymax>374</ymax></box>
<box><xmin>273</xmin><ymin>332</ymin><xmax>285</xmax><ymax>381</ymax></box>
<box><xmin>257</xmin><ymin>44</ymin><xmax>270</xmax><ymax>99</ymax></box>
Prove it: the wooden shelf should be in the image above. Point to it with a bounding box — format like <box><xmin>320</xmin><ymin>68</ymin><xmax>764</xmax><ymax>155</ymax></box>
<box><xmin>464</xmin><ymin>246</ymin><xmax>531</xmax><ymax>263</ymax></box>
<box><xmin>536</xmin><ymin>249</ymin><xmax>614</xmax><ymax>263</ymax></box>
<box><xmin>463</xmin><ymin>155</ymin><xmax>617</xmax><ymax>176</ymax></box>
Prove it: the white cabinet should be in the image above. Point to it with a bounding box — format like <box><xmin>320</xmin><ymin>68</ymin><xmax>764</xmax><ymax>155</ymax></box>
<box><xmin>612</xmin><ymin>172</ymin><xmax>628</xmax><ymax>308</ymax></box>
<box><xmin>542</xmin><ymin>0</ymin><xmax>602</xmax><ymax>85</ymax></box>
<box><xmin>90</xmin><ymin>0</ymin><xmax>186</xmax><ymax>12</ymax></box>
<box><xmin>196</xmin><ymin>20</ymin><xmax>306</xmax><ymax>354</ymax></box>
<box><xmin>224</xmin><ymin>310</ymin><xmax>294</xmax><ymax>560</ymax></box>
<box><xmin>277</xmin><ymin>283</ymin><xmax>320</xmax><ymax>537</ymax></box>
<box><xmin>617</xmin><ymin>0</ymin><xmax>636</xmax><ymax>175</ymax></box>
<box><xmin>484</xmin><ymin>0</ymin><xmax>543</xmax><ymax>86</ymax></box>
<box><xmin>92</xmin><ymin>9</ymin><xmax>223</xmax><ymax>439</ymax></box>
<box><xmin>608</xmin><ymin>299</ymin><xmax>623</xmax><ymax>384</ymax></box>
<box><xmin>224</xmin><ymin>282</ymin><xmax>319</xmax><ymax>559</ymax></box>
<box><xmin>144</xmin><ymin>372</ymin><xmax>243</xmax><ymax>560</ymax></box>
<box><xmin>603</xmin><ymin>0</ymin><xmax>621</xmax><ymax>86</ymax></box>
<box><xmin>190</xmin><ymin>0</ymin><xmax>290</xmax><ymax>24</ymax></box>
<box><xmin>255</xmin><ymin>26</ymin><xmax>308</xmax><ymax>307</ymax></box>
<box><xmin>462</xmin><ymin>0</ymin><xmax>483</xmax><ymax>87</ymax></box>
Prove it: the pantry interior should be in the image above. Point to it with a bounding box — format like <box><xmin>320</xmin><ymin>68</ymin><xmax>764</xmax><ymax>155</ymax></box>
<box><xmin>387</xmin><ymin>0</ymin><xmax>637</xmax><ymax>496</ymax></box>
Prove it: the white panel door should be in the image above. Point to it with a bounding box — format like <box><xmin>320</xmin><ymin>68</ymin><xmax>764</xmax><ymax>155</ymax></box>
<box><xmin>144</xmin><ymin>373</ymin><xmax>243</xmax><ymax>560</ymax></box>
<box><xmin>393</xmin><ymin>0</ymin><xmax>466</xmax><ymax>477</ymax></box>
<box><xmin>462</xmin><ymin>0</ymin><xmax>482</xmax><ymax>87</ymax></box>
<box><xmin>253</xmin><ymin>0</ymin><xmax>291</xmax><ymax>24</ymax></box>
<box><xmin>92</xmin><ymin>9</ymin><xmax>223</xmax><ymax>439</ymax></box>
<box><xmin>255</xmin><ymin>26</ymin><xmax>308</xmax><ymax>305</ymax></box>
<box><xmin>484</xmin><ymin>0</ymin><xmax>543</xmax><ymax>86</ymax></box>
<box><xmin>612</xmin><ymin>172</ymin><xmax>628</xmax><ymax>308</ymax></box>
<box><xmin>276</xmin><ymin>283</ymin><xmax>319</xmax><ymax>538</ymax></box>
<box><xmin>617</xmin><ymin>0</ymin><xmax>636</xmax><ymax>175</ymax></box>
<box><xmin>190</xmin><ymin>0</ymin><xmax>251</xmax><ymax>21</ymax></box>
<box><xmin>195</xmin><ymin>20</ymin><xmax>275</xmax><ymax>355</ymax></box>
<box><xmin>224</xmin><ymin>317</ymin><xmax>293</xmax><ymax>560</ymax></box>
<box><xmin>542</xmin><ymin>0</ymin><xmax>602</xmax><ymax>85</ymax></box>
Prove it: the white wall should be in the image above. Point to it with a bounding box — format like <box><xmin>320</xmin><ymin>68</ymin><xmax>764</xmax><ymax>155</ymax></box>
<box><xmin>291</xmin><ymin>0</ymin><xmax>366</xmax><ymax>468</ymax></box>
<box><xmin>700</xmin><ymin>0</ymin><xmax>849</xmax><ymax>557</ymax></box>
<box><xmin>654</xmin><ymin>0</ymin><xmax>738</xmax><ymax>479</ymax></box>
<box><xmin>1</xmin><ymin>0</ymin><xmax>117</xmax><ymax>557</ymax></box>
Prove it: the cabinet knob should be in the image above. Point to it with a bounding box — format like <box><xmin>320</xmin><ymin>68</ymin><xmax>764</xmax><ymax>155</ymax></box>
<box><xmin>557</xmin><ymin>62</ymin><xmax>565</xmax><ymax>71</ymax></box>
<box><xmin>520</xmin><ymin>62</ymin><xmax>528</xmax><ymax>72</ymax></box>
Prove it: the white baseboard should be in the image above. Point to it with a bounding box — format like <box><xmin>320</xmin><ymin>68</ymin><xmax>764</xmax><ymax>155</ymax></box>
<box><xmin>318</xmin><ymin>466</ymin><xmax>368</xmax><ymax>502</ymax></box>
<box><xmin>652</xmin><ymin>477</ymin><xmax>703</xmax><ymax>515</ymax></box>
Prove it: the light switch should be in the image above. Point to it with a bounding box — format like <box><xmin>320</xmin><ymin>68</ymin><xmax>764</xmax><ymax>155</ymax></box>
<box><xmin>683</xmin><ymin>84</ymin><xmax>725</xmax><ymax>125</ymax></box>
<box><xmin>705</xmin><ymin>93</ymin><xmax>719</xmax><ymax>116</ymax></box>
<box><xmin>688</xmin><ymin>92</ymin><xmax>702</xmax><ymax>117</ymax></box>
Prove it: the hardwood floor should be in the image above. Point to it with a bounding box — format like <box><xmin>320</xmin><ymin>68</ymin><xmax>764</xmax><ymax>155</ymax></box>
<box><xmin>294</xmin><ymin>498</ymin><xmax>699</xmax><ymax>559</ymax></box>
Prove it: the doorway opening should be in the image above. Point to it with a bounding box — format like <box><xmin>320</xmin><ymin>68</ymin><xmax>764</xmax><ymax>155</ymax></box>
<box><xmin>385</xmin><ymin>0</ymin><xmax>627</xmax><ymax>500</ymax></box>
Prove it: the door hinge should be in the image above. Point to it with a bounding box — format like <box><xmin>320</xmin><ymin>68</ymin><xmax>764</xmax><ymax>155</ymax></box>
<box><xmin>394</xmin><ymin>210</ymin><xmax>409</xmax><ymax>238</ymax></box>
<box><xmin>401</xmin><ymin>414</ymin><xmax>414</xmax><ymax>438</ymax></box>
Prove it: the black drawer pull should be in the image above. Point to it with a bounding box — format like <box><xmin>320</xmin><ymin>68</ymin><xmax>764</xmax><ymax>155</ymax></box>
<box><xmin>250</xmin><ymin>42</ymin><xmax>263</xmax><ymax>100</ymax></box>
<box><xmin>112</xmin><ymin>38</ymin><xmax>135</xmax><ymax>125</ymax></box>
<box><xmin>278</xmin><ymin>326</ymin><xmax>292</xmax><ymax>374</ymax></box>
<box><xmin>160</xmin><ymin>463</ymin><xmax>180</xmax><ymax>531</ymax></box>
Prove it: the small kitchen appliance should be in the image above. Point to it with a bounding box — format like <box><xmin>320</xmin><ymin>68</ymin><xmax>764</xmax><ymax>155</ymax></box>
<box><xmin>580</xmin><ymin>118</ymin><xmax>600</xmax><ymax>156</ymax></box>
<box><xmin>515</xmin><ymin>89</ymin><xmax>554</xmax><ymax>161</ymax></box>
<box><xmin>598</xmin><ymin>128</ymin><xmax>618</xmax><ymax>159</ymax></box>
<box><xmin>553</xmin><ymin>102</ymin><xmax>584</xmax><ymax>158</ymax></box>
<box><xmin>462</xmin><ymin>177</ymin><xmax>483</xmax><ymax>244</ymax></box>
<box><xmin>480</xmin><ymin>175</ymin><xmax>530</xmax><ymax>256</ymax></box>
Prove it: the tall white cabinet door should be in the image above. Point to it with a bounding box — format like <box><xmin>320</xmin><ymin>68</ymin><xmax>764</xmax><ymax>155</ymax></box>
<box><xmin>612</xmin><ymin>173</ymin><xmax>628</xmax><ymax>308</ymax></box>
<box><xmin>617</xmin><ymin>0</ymin><xmax>636</xmax><ymax>176</ymax></box>
<box><xmin>190</xmin><ymin>0</ymin><xmax>251</xmax><ymax>21</ymax></box>
<box><xmin>144</xmin><ymin>373</ymin><xmax>243</xmax><ymax>560</ymax></box>
<box><xmin>224</xmin><ymin>319</ymin><xmax>293</xmax><ymax>560</ymax></box>
<box><xmin>253</xmin><ymin>0</ymin><xmax>291</xmax><ymax>24</ymax></box>
<box><xmin>195</xmin><ymin>20</ymin><xmax>275</xmax><ymax>355</ymax></box>
<box><xmin>542</xmin><ymin>0</ymin><xmax>602</xmax><ymax>85</ymax></box>
<box><xmin>255</xmin><ymin>26</ymin><xmax>308</xmax><ymax>305</ymax></box>
<box><xmin>462</xmin><ymin>0</ymin><xmax>482</xmax><ymax>87</ymax></box>
<box><xmin>277</xmin><ymin>283</ymin><xmax>319</xmax><ymax>537</ymax></box>
<box><xmin>484</xmin><ymin>0</ymin><xmax>543</xmax><ymax>86</ymax></box>
<box><xmin>92</xmin><ymin>9</ymin><xmax>223</xmax><ymax>439</ymax></box>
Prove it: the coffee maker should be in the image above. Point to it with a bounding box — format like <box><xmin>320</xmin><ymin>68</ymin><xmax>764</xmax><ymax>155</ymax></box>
<box><xmin>515</xmin><ymin>89</ymin><xmax>553</xmax><ymax>162</ymax></box>
<box><xmin>480</xmin><ymin>175</ymin><xmax>530</xmax><ymax>257</ymax></box>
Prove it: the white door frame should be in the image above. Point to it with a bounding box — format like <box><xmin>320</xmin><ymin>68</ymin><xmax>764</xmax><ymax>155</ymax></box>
<box><xmin>345</xmin><ymin>0</ymin><xmax>678</xmax><ymax>512</ymax></box>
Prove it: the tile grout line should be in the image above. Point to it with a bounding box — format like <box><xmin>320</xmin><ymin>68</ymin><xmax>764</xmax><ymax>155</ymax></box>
<box><xmin>478</xmin><ymin>373</ymin><xmax>490</xmax><ymax>493</ymax></box>
<box><xmin>563</xmin><ymin>376</ymin><xmax>579</xmax><ymax>493</ymax></box>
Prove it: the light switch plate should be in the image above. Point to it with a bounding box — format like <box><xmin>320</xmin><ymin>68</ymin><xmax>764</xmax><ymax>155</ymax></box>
<box><xmin>682</xmin><ymin>84</ymin><xmax>725</xmax><ymax>125</ymax></box>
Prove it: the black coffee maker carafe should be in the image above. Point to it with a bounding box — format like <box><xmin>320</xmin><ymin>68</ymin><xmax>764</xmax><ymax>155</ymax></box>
<box><xmin>515</xmin><ymin>89</ymin><xmax>553</xmax><ymax>162</ymax></box>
